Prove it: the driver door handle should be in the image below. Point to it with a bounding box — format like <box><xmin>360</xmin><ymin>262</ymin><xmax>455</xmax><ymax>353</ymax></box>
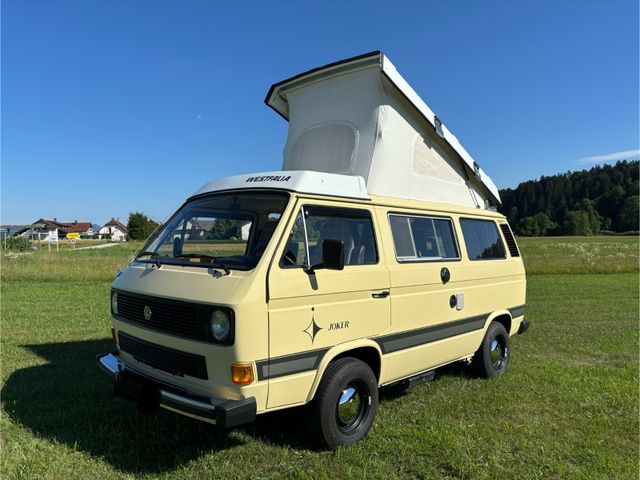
<box><xmin>372</xmin><ymin>290</ymin><xmax>390</xmax><ymax>299</ymax></box>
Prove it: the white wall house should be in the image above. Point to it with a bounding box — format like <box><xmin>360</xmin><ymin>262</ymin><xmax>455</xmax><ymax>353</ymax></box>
<box><xmin>99</xmin><ymin>219</ymin><xmax>127</xmax><ymax>242</ymax></box>
<box><xmin>240</xmin><ymin>222</ymin><xmax>251</xmax><ymax>241</ymax></box>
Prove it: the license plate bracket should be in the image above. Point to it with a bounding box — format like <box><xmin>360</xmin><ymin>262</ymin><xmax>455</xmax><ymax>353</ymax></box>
<box><xmin>114</xmin><ymin>372</ymin><xmax>160</xmax><ymax>414</ymax></box>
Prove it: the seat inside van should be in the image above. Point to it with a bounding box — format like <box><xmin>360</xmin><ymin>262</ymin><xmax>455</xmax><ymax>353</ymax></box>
<box><xmin>310</xmin><ymin>220</ymin><xmax>356</xmax><ymax>265</ymax></box>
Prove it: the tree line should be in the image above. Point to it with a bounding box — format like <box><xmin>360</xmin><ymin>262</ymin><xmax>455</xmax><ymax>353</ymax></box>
<box><xmin>499</xmin><ymin>160</ymin><xmax>639</xmax><ymax>236</ymax></box>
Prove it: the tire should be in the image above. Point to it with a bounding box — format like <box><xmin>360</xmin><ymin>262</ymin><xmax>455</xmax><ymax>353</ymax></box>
<box><xmin>472</xmin><ymin>322</ymin><xmax>510</xmax><ymax>378</ymax></box>
<box><xmin>307</xmin><ymin>357</ymin><xmax>378</xmax><ymax>449</ymax></box>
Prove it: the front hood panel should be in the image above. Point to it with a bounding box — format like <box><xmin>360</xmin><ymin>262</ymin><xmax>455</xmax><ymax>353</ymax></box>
<box><xmin>112</xmin><ymin>261</ymin><xmax>245</xmax><ymax>306</ymax></box>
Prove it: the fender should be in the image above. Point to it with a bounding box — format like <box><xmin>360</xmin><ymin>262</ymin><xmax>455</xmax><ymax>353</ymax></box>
<box><xmin>305</xmin><ymin>338</ymin><xmax>383</xmax><ymax>403</ymax></box>
<box><xmin>483</xmin><ymin>309</ymin><xmax>513</xmax><ymax>338</ymax></box>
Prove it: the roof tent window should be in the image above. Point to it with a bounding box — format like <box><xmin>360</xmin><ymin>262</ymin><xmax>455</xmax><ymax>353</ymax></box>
<box><xmin>459</xmin><ymin>218</ymin><xmax>506</xmax><ymax>260</ymax></box>
<box><xmin>389</xmin><ymin>214</ymin><xmax>459</xmax><ymax>262</ymax></box>
<box><xmin>288</xmin><ymin>123</ymin><xmax>357</xmax><ymax>174</ymax></box>
<box><xmin>412</xmin><ymin>136</ymin><xmax>463</xmax><ymax>184</ymax></box>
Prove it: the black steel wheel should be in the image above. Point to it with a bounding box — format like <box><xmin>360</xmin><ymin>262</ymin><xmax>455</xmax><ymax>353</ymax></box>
<box><xmin>308</xmin><ymin>357</ymin><xmax>378</xmax><ymax>449</ymax></box>
<box><xmin>472</xmin><ymin>321</ymin><xmax>510</xmax><ymax>378</ymax></box>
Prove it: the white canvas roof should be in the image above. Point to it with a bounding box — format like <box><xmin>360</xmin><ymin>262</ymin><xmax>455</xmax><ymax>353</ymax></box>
<box><xmin>265</xmin><ymin>51</ymin><xmax>501</xmax><ymax>208</ymax></box>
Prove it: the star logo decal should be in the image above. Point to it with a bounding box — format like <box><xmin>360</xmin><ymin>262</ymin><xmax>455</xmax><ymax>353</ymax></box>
<box><xmin>304</xmin><ymin>315</ymin><xmax>323</xmax><ymax>343</ymax></box>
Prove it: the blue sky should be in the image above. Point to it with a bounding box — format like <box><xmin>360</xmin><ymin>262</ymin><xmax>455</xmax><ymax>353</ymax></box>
<box><xmin>2</xmin><ymin>0</ymin><xmax>638</xmax><ymax>225</ymax></box>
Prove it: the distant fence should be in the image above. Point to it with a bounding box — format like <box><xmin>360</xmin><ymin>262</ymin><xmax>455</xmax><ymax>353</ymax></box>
<box><xmin>1</xmin><ymin>236</ymin><xmax>116</xmax><ymax>252</ymax></box>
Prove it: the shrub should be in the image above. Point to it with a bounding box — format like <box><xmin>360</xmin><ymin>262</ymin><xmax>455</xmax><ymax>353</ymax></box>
<box><xmin>3</xmin><ymin>236</ymin><xmax>32</xmax><ymax>252</ymax></box>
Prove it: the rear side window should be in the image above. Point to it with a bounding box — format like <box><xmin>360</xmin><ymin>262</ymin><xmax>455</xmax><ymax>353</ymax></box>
<box><xmin>389</xmin><ymin>214</ymin><xmax>459</xmax><ymax>261</ymax></box>
<box><xmin>459</xmin><ymin>219</ymin><xmax>506</xmax><ymax>260</ymax></box>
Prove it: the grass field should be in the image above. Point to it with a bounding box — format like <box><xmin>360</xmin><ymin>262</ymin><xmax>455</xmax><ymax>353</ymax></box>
<box><xmin>1</xmin><ymin>237</ymin><xmax>638</xmax><ymax>479</ymax></box>
<box><xmin>517</xmin><ymin>236</ymin><xmax>638</xmax><ymax>274</ymax></box>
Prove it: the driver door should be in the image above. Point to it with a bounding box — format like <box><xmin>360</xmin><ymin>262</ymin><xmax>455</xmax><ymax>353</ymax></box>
<box><xmin>265</xmin><ymin>202</ymin><xmax>390</xmax><ymax>408</ymax></box>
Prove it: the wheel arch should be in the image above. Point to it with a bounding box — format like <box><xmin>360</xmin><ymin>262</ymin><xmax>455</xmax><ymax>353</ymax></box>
<box><xmin>485</xmin><ymin>310</ymin><xmax>512</xmax><ymax>336</ymax></box>
<box><xmin>306</xmin><ymin>339</ymin><xmax>383</xmax><ymax>403</ymax></box>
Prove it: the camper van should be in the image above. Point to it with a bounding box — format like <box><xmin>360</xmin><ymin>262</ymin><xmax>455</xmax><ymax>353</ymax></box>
<box><xmin>97</xmin><ymin>52</ymin><xmax>527</xmax><ymax>448</ymax></box>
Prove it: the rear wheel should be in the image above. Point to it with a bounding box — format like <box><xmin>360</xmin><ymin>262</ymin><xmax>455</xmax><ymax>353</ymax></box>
<box><xmin>308</xmin><ymin>357</ymin><xmax>378</xmax><ymax>449</ymax></box>
<box><xmin>472</xmin><ymin>322</ymin><xmax>510</xmax><ymax>378</ymax></box>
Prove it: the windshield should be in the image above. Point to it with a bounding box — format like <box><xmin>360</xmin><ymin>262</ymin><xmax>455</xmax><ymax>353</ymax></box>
<box><xmin>139</xmin><ymin>192</ymin><xmax>290</xmax><ymax>271</ymax></box>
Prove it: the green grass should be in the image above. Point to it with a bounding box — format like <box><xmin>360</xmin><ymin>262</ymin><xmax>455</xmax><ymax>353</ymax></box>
<box><xmin>1</xmin><ymin>237</ymin><xmax>638</xmax><ymax>479</ymax></box>
<box><xmin>1</xmin><ymin>243</ymin><xmax>141</xmax><ymax>283</ymax></box>
<box><xmin>0</xmin><ymin>241</ymin><xmax>246</xmax><ymax>283</ymax></box>
<box><xmin>518</xmin><ymin>235</ymin><xmax>638</xmax><ymax>274</ymax></box>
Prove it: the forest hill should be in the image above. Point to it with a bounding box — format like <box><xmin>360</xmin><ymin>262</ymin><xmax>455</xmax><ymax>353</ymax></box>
<box><xmin>499</xmin><ymin>160</ymin><xmax>639</xmax><ymax>236</ymax></box>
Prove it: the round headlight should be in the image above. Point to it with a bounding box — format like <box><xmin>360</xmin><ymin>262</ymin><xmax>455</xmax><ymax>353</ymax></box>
<box><xmin>210</xmin><ymin>309</ymin><xmax>230</xmax><ymax>342</ymax></box>
<box><xmin>111</xmin><ymin>292</ymin><xmax>118</xmax><ymax>316</ymax></box>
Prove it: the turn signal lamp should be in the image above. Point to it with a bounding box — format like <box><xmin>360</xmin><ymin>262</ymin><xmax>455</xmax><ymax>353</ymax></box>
<box><xmin>231</xmin><ymin>363</ymin><xmax>254</xmax><ymax>385</ymax></box>
<box><xmin>111</xmin><ymin>291</ymin><xmax>118</xmax><ymax>315</ymax></box>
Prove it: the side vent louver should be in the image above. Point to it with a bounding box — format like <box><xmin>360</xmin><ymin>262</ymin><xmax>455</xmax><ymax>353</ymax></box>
<box><xmin>499</xmin><ymin>224</ymin><xmax>520</xmax><ymax>257</ymax></box>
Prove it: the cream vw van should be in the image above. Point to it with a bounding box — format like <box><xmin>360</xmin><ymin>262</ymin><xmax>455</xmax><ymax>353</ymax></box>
<box><xmin>97</xmin><ymin>52</ymin><xmax>528</xmax><ymax>448</ymax></box>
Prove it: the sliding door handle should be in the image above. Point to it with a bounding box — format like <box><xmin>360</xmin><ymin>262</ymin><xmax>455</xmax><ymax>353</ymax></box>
<box><xmin>372</xmin><ymin>290</ymin><xmax>390</xmax><ymax>299</ymax></box>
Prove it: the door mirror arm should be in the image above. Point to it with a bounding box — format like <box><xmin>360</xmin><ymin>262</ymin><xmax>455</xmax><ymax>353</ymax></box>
<box><xmin>304</xmin><ymin>263</ymin><xmax>324</xmax><ymax>275</ymax></box>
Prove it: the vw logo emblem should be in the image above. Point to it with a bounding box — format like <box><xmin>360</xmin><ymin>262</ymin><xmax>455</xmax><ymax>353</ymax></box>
<box><xmin>143</xmin><ymin>306</ymin><xmax>152</xmax><ymax>320</ymax></box>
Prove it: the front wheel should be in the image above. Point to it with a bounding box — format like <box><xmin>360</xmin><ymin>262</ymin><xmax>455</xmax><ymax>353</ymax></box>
<box><xmin>472</xmin><ymin>322</ymin><xmax>510</xmax><ymax>378</ymax></box>
<box><xmin>308</xmin><ymin>357</ymin><xmax>378</xmax><ymax>449</ymax></box>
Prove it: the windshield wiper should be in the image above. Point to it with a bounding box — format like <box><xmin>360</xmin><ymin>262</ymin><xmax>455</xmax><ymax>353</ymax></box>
<box><xmin>136</xmin><ymin>250</ymin><xmax>158</xmax><ymax>259</ymax></box>
<box><xmin>135</xmin><ymin>250</ymin><xmax>162</xmax><ymax>267</ymax></box>
<box><xmin>174</xmin><ymin>254</ymin><xmax>231</xmax><ymax>275</ymax></box>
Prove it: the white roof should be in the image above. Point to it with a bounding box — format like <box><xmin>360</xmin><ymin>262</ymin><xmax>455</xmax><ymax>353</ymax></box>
<box><xmin>192</xmin><ymin>170</ymin><xmax>369</xmax><ymax>200</ymax></box>
<box><xmin>265</xmin><ymin>51</ymin><xmax>501</xmax><ymax>206</ymax></box>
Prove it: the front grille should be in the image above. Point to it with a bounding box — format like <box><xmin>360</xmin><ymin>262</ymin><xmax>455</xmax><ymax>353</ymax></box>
<box><xmin>118</xmin><ymin>332</ymin><xmax>208</xmax><ymax>379</ymax></box>
<box><xmin>116</xmin><ymin>291</ymin><xmax>203</xmax><ymax>340</ymax></box>
<box><xmin>499</xmin><ymin>223</ymin><xmax>520</xmax><ymax>257</ymax></box>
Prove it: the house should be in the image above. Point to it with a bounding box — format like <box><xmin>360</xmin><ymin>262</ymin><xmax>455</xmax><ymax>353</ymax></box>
<box><xmin>11</xmin><ymin>222</ymin><xmax>51</xmax><ymax>241</ymax></box>
<box><xmin>1</xmin><ymin>224</ymin><xmax>51</xmax><ymax>242</ymax></box>
<box><xmin>14</xmin><ymin>219</ymin><xmax>93</xmax><ymax>240</ymax></box>
<box><xmin>65</xmin><ymin>221</ymin><xmax>95</xmax><ymax>239</ymax></box>
<box><xmin>240</xmin><ymin>222</ymin><xmax>251</xmax><ymax>240</ymax></box>
<box><xmin>188</xmin><ymin>219</ymin><xmax>216</xmax><ymax>239</ymax></box>
<box><xmin>98</xmin><ymin>218</ymin><xmax>127</xmax><ymax>242</ymax></box>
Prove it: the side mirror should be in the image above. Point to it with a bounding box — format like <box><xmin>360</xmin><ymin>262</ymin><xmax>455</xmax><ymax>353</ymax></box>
<box><xmin>172</xmin><ymin>237</ymin><xmax>183</xmax><ymax>257</ymax></box>
<box><xmin>321</xmin><ymin>239</ymin><xmax>345</xmax><ymax>270</ymax></box>
<box><xmin>305</xmin><ymin>239</ymin><xmax>344</xmax><ymax>274</ymax></box>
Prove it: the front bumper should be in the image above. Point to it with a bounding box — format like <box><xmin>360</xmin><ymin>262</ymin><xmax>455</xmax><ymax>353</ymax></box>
<box><xmin>97</xmin><ymin>352</ymin><xmax>256</xmax><ymax>428</ymax></box>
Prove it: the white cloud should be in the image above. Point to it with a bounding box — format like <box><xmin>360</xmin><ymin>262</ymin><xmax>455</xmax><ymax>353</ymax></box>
<box><xmin>578</xmin><ymin>149</ymin><xmax>640</xmax><ymax>165</ymax></box>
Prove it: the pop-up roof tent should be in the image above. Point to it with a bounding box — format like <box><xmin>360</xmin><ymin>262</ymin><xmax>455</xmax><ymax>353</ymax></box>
<box><xmin>265</xmin><ymin>51</ymin><xmax>500</xmax><ymax>208</ymax></box>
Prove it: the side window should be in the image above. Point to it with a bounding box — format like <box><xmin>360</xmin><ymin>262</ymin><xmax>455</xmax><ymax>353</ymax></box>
<box><xmin>389</xmin><ymin>214</ymin><xmax>459</xmax><ymax>261</ymax></box>
<box><xmin>281</xmin><ymin>206</ymin><xmax>378</xmax><ymax>267</ymax></box>
<box><xmin>459</xmin><ymin>219</ymin><xmax>506</xmax><ymax>260</ymax></box>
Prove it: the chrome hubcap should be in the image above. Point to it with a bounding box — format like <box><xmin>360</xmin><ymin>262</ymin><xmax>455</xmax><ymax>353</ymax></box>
<box><xmin>490</xmin><ymin>339</ymin><xmax>506</xmax><ymax>369</ymax></box>
<box><xmin>337</xmin><ymin>386</ymin><xmax>362</xmax><ymax>426</ymax></box>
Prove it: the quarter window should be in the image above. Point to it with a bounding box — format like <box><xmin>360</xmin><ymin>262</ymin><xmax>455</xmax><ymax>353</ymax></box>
<box><xmin>459</xmin><ymin>219</ymin><xmax>506</xmax><ymax>260</ymax></box>
<box><xmin>281</xmin><ymin>206</ymin><xmax>378</xmax><ymax>267</ymax></box>
<box><xmin>389</xmin><ymin>214</ymin><xmax>459</xmax><ymax>261</ymax></box>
